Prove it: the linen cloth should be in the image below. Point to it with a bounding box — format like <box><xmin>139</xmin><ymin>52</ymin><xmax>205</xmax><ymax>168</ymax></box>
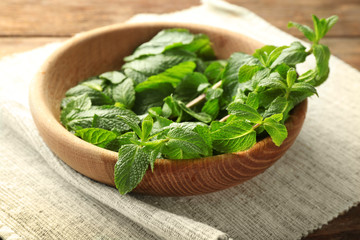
<box><xmin>1</xmin><ymin>0</ymin><xmax>360</xmax><ymax>239</ymax></box>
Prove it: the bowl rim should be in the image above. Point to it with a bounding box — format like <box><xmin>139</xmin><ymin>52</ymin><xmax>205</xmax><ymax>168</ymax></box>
<box><xmin>29</xmin><ymin>21</ymin><xmax>307</xmax><ymax>182</ymax></box>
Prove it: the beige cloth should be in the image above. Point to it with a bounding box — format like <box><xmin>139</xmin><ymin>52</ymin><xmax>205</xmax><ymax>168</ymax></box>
<box><xmin>1</xmin><ymin>0</ymin><xmax>359</xmax><ymax>239</ymax></box>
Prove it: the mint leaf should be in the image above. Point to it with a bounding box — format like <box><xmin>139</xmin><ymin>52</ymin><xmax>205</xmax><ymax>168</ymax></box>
<box><xmin>194</xmin><ymin>124</ymin><xmax>213</xmax><ymax>156</ymax></box>
<box><xmin>201</xmin><ymin>99</ymin><xmax>220</xmax><ymax>120</ymax></box>
<box><xmin>117</xmin><ymin>115</ymin><xmax>142</xmax><ymax>139</ymax></box>
<box><xmin>312</xmin><ymin>44</ymin><xmax>330</xmax><ymax>86</ymax></box>
<box><xmin>204</xmin><ymin>61</ymin><xmax>226</xmax><ymax>84</ymax></box>
<box><xmin>60</xmin><ymin>94</ymin><xmax>92</xmax><ymax>128</ymax></box>
<box><xmin>133</xmin><ymin>82</ymin><xmax>174</xmax><ymax>115</ymax></box>
<box><xmin>270</xmin><ymin>42</ymin><xmax>307</xmax><ymax>68</ymax></box>
<box><xmin>75</xmin><ymin>128</ymin><xmax>117</xmax><ymax>148</ymax></box>
<box><xmin>238</xmin><ymin>65</ymin><xmax>263</xmax><ymax>83</ymax></box>
<box><xmin>181</xmin><ymin>33</ymin><xmax>215</xmax><ymax>60</ymax></box>
<box><xmin>105</xmin><ymin>132</ymin><xmax>139</xmax><ymax>152</ymax></box>
<box><xmin>162</xmin><ymin>125</ymin><xmax>211</xmax><ymax>159</ymax></box>
<box><xmin>177</xmin><ymin>101</ymin><xmax>212</xmax><ymax>123</ymax></box>
<box><xmin>210</xmin><ymin>120</ymin><xmax>256</xmax><ymax>153</ymax></box>
<box><xmin>124</xmin><ymin>29</ymin><xmax>195</xmax><ymax>61</ymax></box>
<box><xmin>143</xmin><ymin>140</ymin><xmax>165</xmax><ymax>171</ymax></box>
<box><xmin>253</xmin><ymin>45</ymin><xmax>277</xmax><ymax>67</ymax></box>
<box><xmin>223</xmin><ymin>53</ymin><xmax>260</xmax><ymax>82</ymax></box>
<box><xmin>290</xmin><ymin>82</ymin><xmax>318</xmax><ymax>96</ymax></box>
<box><xmin>114</xmin><ymin>144</ymin><xmax>151</xmax><ymax>194</ymax></box>
<box><xmin>65</xmin><ymin>83</ymin><xmax>113</xmax><ymax>106</ymax></box>
<box><xmin>112</xmin><ymin>78</ymin><xmax>135</xmax><ymax>109</ymax></box>
<box><xmin>227</xmin><ymin>102</ymin><xmax>263</xmax><ymax>124</ymax></box>
<box><xmin>135</xmin><ymin>61</ymin><xmax>196</xmax><ymax>92</ymax></box>
<box><xmin>205</xmin><ymin>88</ymin><xmax>223</xmax><ymax>101</ymax></box>
<box><xmin>174</xmin><ymin>72</ymin><xmax>209</xmax><ymax>102</ymax></box>
<box><xmin>67</xmin><ymin>105</ymin><xmax>139</xmax><ymax>133</ymax></box>
<box><xmin>263</xmin><ymin>118</ymin><xmax>288</xmax><ymax>146</ymax></box>
<box><xmin>123</xmin><ymin>49</ymin><xmax>196</xmax><ymax>84</ymax></box>
<box><xmin>263</xmin><ymin>96</ymin><xmax>292</xmax><ymax>119</ymax></box>
<box><xmin>100</xmin><ymin>71</ymin><xmax>126</xmax><ymax>84</ymax></box>
<box><xmin>246</xmin><ymin>92</ymin><xmax>259</xmax><ymax>110</ymax></box>
<box><xmin>288</xmin><ymin>22</ymin><xmax>315</xmax><ymax>42</ymax></box>
<box><xmin>141</xmin><ymin>114</ymin><xmax>153</xmax><ymax>141</ymax></box>
<box><xmin>312</xmin><ymin>15</ymin><xmax>339</xmax><ymax>43</ymax></box>
<box><xmin>162</xmin><ymin>95</ymin><xmax>182</xmax><ymax>118</ymax></box>
<box><xmin>286</xmin><ymin>68</ymin><xmax>297</xmax><ymax>88</ymax></box>
<box><xmin>258</xmin><ymin>72</ymin><xmax>287</xmax><ymax>90</ymax></box>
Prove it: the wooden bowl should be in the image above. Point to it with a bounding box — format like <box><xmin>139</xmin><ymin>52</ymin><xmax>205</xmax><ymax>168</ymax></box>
<box><xmin>29</xmin><ymin>22</ymin><xmax>307</xmax><ymax>196</ymax></box>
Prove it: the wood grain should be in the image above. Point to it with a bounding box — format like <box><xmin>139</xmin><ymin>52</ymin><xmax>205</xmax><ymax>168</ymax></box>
<box><xmin>1</xmin><ymin>0</ymin><xmax>359</xmax><ymax>238</ymax></box>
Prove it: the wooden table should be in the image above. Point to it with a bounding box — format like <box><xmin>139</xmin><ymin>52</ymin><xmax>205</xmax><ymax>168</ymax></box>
<box><xmin>1</xmin><ymin>0</ymin><xmax>359</xmax><ymax>239</ymax></box>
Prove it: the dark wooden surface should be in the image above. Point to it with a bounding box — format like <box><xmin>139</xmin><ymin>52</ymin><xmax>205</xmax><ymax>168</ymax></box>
<box><xmin>1</xmin><ymin>0</ymin><xmax>358</xmax><ymax>239</ymax></box>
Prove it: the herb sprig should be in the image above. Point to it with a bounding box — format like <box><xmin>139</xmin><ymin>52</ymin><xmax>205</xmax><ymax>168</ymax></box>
<box><xmin>60</xmin><ymin>15</ymin><xmax>338</xmax><ymax>194</ymax></box>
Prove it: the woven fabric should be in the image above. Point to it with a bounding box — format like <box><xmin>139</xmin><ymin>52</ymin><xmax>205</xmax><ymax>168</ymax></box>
<box><xmin>1</xmin><ymin>1</ymin><xmax>359</xmax><ymax>239</ymax></box>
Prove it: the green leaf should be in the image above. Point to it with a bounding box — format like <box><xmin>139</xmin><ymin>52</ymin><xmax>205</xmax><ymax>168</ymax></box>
<box><xmin>204</xmin><ymin>61</ymin><xmax>226</xmax><ymax>84</ymax></box>
<box><xmin>205</xmin><ymin>88</ymin><xmax>223</xmax><ymax>101</ymax></box>
<box><xmin>135</xmin><ymin>61</ymin><xmax>196</xmax><ymax>92</ymax></box>
<box><xmin>81</xmin><ymin>79</ymin><xmax>105</xmax><ymax>92</ymax></box>
<box><xmin>105</xmin><ymin>132</ymin><xmax>139</xmax><ymax>152</ymax></box>
<box><xmin>288</xmin><ymin>21</ymin><xmax>315</xmax><ymax>42</ymax></box>
<box><xmin>142</xmin><ymin>140</ymin><xmax>165</xmax><ymax>171</ymax></box>
<box><xmin>222</xmin><ymin>52</ymin><xmax>260</xmax><ymax>83</ymax></box>
<box><xmin>124</xmin><ymin>28</ymin><xmax>195</xmax><ymax>61</ymax></box>
<box><xmin>263</xmin><ymin>96</ymin><xmax>292</xmax><ymax>119</ymax></box>
<box><xmin>194</xmin><ymin>124</ymin><xmax>213</xmax><ymax>156</ymax></box>
<box><xmin>269</xmin><ymin>113</ymin><xmax>283</xmax><ymax>122</ymax></box>
<box><xmin>174</xmin><ymin>72</ymin><xmax>209</xmax><ymax>102</ymax></box>
<box><xmin>123</xmin><ymin>49</ymin><xmax>196</xmax><ymax>84</ymax></box>
<box><xmin>270</xmin><ymin>42</ymin><xmax>307</xmax><ymax>68</ymax></box>
<box><xmin>246</xmin><ymin>92</ymin><xmax>259</xmax><ymax>110</ymax></box>
<box><xmin>257</xmin><ymin>72</ymin><xmax>287</xmax><ymax>90</ymax></box>
<box><xmin>177</xmin><ymin>101</ymin><xmax>212</xmax><ymax>123</ymax></box>
<box><xmin>114</xmin><ymin>144</ymin><xmax>151</xmax><ymax>194</ymax></box>
<box><xmin>162</xmin><ymin>95</ymin><xmax>182</xmax><ymax>118</ymax></box>
<box><xmin>257</xmin><ymin>88</ymin><xmax>284</xmax><ymax>108</ymax></box>
<box><xmin>100</xmin><ymin>71</ymin><xmax>126</xmax><ymax>84</ymax></box>
<box><xmin>60</xmin><ymin>94</ymin><xmax>92</xmax><ymax>128</ymax></box>
<box><xmin>181</xmin><ymin>33</ymin><xmax>215</xmax><ymax>60</ymax></box>
<box><xmin>312</xmin><ymin>15</ymin><xmax>338</xmax><ymax>43</ymax></box>
<box><xmin>238</xmin><ymin>65</ymin><xmax>263</xmax><ymax>83</ymax></box>
<box><xmin>263</xmin><ymin>118</ymin><xmax>288</xmax><ymax>146</ymax></box>
<box><xmin>67</xmin><ymin>105</ymin><xmax>139</xmax><ymax>133</ymax></box>
<box><xmin>273</xmin><ymin>63</ymin><xmax>291</xmax><ymax>79</ymax></box>
<box><xmin>75</xmin><ymin>128</ymin><xmax>117</xmax><ymax>148</ymax></box>
<box><xmin>290</xmin><ymin>82</ymin><xmax>318</xmax><ymax>96</ymax></box>
<box><xmin>162</xmin><ymin>125</ymin><xmax>211</xmax><ymax>159</ymax></box>
<box><xmin>286</xmin><ymin>68</ymin><xmax>297</xmax><ymax>88</ymax></box>
<box><xmin>266</xmin><ymin>46</ymin><xmax>289</xmax><ymax>67</ymax></box>
<box><xmin>312</xmin><ymin>44</ymin><xmax>330</xmax><ymax>86</ymax></box>
<box><xmin>201</xmin><ymin>99</ymin><xmax>220</xmax><ymax>120</ymax></box>
<box><xmin>227</xmin><ymin>101</ymin><xmax>263</xmax><ymax>124</ymax></box>
<box><xmin>253</xmin><ymin>45</ymin><xmax>277</xmax><ymax>67</ymax></box>
<box><xmin>210</xmin><ymin>120</ymin><xmax>256</xmax><ymax>153</ymax></box>
<box><xmin>141</xmin><ymin>114</ymin><xmax>154</xmax><ymax>141</ymax></box>
<box><xmin>133</xmin><ymin>82</ymin><xmax>174</xmax><ymax>115</ymax></box>
<box><xmin>112</xmin><ymin>78</ymin><xmax>135</xmax><ymax>109</ymax></box>
<box><xmin>117</xmin><ymin>115</ymin><xmax>142</xmax><ymax>139</ymax></box>
<box><xmin>65</xmin><ymin>84</ymin><xmax>113</xmax><ymax>106</ymax></box>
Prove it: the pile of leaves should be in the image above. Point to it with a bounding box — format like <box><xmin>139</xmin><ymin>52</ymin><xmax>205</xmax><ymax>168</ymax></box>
<box><xmin>61</xmin><ymin>15</ymin><xmax>338</xmax><ymax>194</ymax></box>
